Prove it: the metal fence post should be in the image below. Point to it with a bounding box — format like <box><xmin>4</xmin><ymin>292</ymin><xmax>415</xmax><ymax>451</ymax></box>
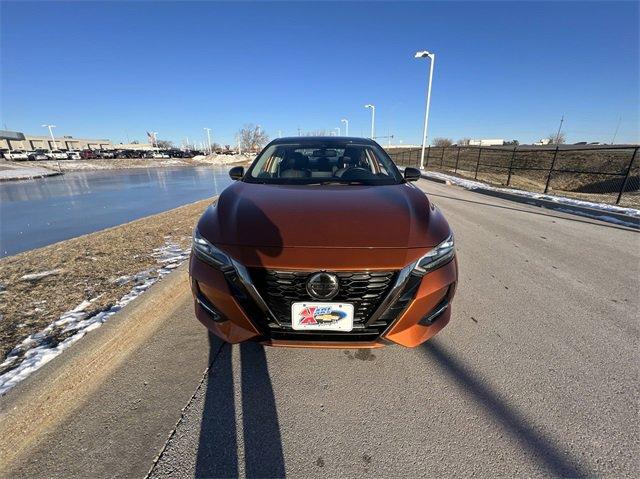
<box><xmin>454</xmin><ymin>146</ymin><xmax>461</xmax><ymax>173</ymax></box>
<box><xmin>616</xmin><ymin>146</ymin><xmax>638</xmax><ymax>204</ymax></box>
<box><xmin>544</xmin><ymin>146</ymin><xmax>560</xmax><ymax>194</ymax></box>
<box><xmin>506</xmin><ymin>146</ymin><xmax>517</xmax><ymax>186</ymax></box>
<box><xmin>474</xmin><ymin>147</ymin><xmax>482</xmax><ymax>179</ymax></box>
<box><xmin>425</xmin><ymin>146</ymin><xmax>431</xmax><ymax>168</ymax></box>
<box><xmin>440</xmin><ymin>146</ymin><xmax>445</xmax><ymax>168</ymax></box>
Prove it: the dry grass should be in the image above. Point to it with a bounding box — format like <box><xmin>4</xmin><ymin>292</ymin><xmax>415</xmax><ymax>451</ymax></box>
<box><xmin>0</xmin><ymin>198</ymin><xmax>213</xmax><ymax>362</ymax></box>
<box><xmin>388</xmin><ymin>146</ymin><xmax>639</xmax><ymax>208</ymax></box>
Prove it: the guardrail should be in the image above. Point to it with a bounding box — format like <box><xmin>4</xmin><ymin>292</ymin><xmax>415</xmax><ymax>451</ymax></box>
<box><xmin>387</xmin><ymin>145</ymin><xmax>639</xmax><ymax>207</ymax></box>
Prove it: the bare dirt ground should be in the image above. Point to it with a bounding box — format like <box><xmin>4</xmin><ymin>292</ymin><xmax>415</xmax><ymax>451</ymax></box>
<box><xmin>0</xmin><ymin>198</ymin><xmax>212</xmax><ymax>365</ymax></box>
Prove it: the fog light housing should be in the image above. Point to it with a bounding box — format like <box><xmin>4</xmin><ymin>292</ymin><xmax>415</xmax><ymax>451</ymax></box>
<box><xmin>418</xmin><ymin>299</ymin><xmax>449</xmax><ymax>326</ymax></box>
<box><xmin>195</xmin><ymin>289</ymin><xmax>227</xmax><ymax>323</ymax></box>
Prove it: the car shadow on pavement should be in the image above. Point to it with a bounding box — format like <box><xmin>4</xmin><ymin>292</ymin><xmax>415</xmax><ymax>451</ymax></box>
<box><xmin>422</xmin><ymin>340</ymin><xmax>590</xmax><ymax>478</ymax></box>
<box><xmin>195</xmin><ymin>333</ymin><xmax>285</xmax><ymax>478</ymax></box>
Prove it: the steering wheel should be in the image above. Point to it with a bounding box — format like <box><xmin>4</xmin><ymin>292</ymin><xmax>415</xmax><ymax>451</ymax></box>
<box><xmin>341</xmin><ymin>167</ymin><xmax>374</xmax><ymax>181</ymax></box>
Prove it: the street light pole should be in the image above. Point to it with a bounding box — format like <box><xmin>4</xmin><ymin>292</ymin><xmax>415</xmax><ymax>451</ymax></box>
<box><xmin>364</xmin><ymin>104</ymin><xmax>375</xmax><ymax>139</ymax></box>
<box><xmin>42</xmin><ymin>124</ymin><xmax>57</xmax><ymax>150</ymax></box>
<box><xmin>341</xmin><ymin>118</ymin><xmax>349</xmax><ymax>136</ymax></box>
<box><xmin>204</xmin><ymin>128</ymin><xmax>212</xmax><ymax>154</ymax></box>
<box><xmin>415</xmin><ymin>50</ymin><xmax>435</xmax><ymax>170</ymax></box>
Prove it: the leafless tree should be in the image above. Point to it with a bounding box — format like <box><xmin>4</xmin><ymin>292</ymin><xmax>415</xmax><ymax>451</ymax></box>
<box><xmin>237</xmin><ymin>124</ymin><xmax>269</xmax><ymax>152</ymax></box>
<box><xmin>156</xmin><ymin>139</ymin><xmax>173</xmax><ymax>149</ymax></box>
<box><xmin>547</xmin><ymin>132</ymin><xmax>566</xmax><ymax>145</ymax></box>
<box><xmin>300</xmin><ymin>129</ymin><xmax>331</xmax><ymax>136</ymax></box>
<box><xmin>433</xmin><ymin>137</ymin><xmax>453</xmax><ymax>147</ymax></box>
<box><xmin>457</xmin><ymin>138</ymin><xmax>471</xmax><ymax>146</ymax></box>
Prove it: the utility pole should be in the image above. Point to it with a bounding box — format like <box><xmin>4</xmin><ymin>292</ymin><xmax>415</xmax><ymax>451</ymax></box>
<box><xmin>415</xmin><ymin>50</ymin><xmax>435</xmax><ymax>170</ymax></box>
<box><xmin>42</xmin><ymin>124</ymin><xmax>58</xmax><ymax>149</ymax></box>
<box><xmin>364</xmin><ymin>104</ymin><xmax>375</xmax><ymax>138</ymax></box>
<box><xmin>341</xmin><ymin>118</ymin><xmax>349</xmax><ymax>136</ymax></box>
<box><xmin>554</xmin><ymin>115</ymin><xmax>564</xmax><ymax>145</ymax></box>
<box><xmin>204</xmin><ymin>128</ymin><xmax>212</xmax><ymax>154</ymax></box>
<box><xmin>611</xmin><ymin>116</ymin><xmax>622</xmax><ymax>145</ymax></box>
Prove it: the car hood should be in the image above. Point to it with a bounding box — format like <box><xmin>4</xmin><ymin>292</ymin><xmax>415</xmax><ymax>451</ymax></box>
<box><xmin>198</xmin><ymin>182</ymin><xmax>451</xmax><ymax>249</ymax></box>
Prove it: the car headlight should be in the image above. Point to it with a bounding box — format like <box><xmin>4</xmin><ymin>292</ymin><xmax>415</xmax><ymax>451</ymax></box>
<box><xmin>192</xmin><ymin>228</ymin><xmax>234</xmax><ymax>271</ymax></box>
<box><xmin>413</xmin><ymin>234</ymin><xmax>455</xmax><ymax>275</ymax></box>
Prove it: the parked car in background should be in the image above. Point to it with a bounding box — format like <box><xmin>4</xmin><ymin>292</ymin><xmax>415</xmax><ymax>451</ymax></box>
<box><xmin>28</xmin><ymin>149</ymin><xmax>50</xmax><ymax>161</ymax></box>
<box><xmin>92</xmin><ymin>150</ymin><xmax>114</xmax><ymax>159</ymax></box>
<box><xmin>49</xmin><ymin>150</ymin><xmax>69</xmax><ymax>160</ymax></box>
<box><xmin>166</xmin><ymin>149</ymin><xmax>190</xmax><ymax>158</ymax></box>
<box><xmin>80</xmin><ymin>149</ymin><xmax>97</xmax><ymax>159</ymax></box>
<box><xmin>66</xmin><ymin>150</ymin><xmax>81</xmax><ymax>160</ymax></box>
<box><xmin>145</xmin><ymin>151</ymin><xmax>170</xmax><ymax>159</ymax></box>
<box><xmin>1</xmin><ymin>149</ymin><xmax>29</xmax><ymax>161</ymax></box>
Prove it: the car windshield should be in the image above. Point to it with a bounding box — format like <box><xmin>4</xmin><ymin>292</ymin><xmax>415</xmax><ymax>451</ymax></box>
<box><xmin>245</xmin><ymin>142</ymin><xmax>403</xmax><ymax>185</ymax></box>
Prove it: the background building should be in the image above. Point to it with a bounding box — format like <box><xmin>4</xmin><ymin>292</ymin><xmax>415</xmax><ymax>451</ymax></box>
<box><xmin>0</xmin><ymin>130</ymin><xmax>113</xmax><ymax>151</ymax></box>
<box><xmin>468</xmin><ymin>139</ymin><xmax>505</xmax><ymax>146</ymax></box>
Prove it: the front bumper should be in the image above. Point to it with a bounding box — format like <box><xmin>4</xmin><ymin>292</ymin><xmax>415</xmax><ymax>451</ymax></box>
<box><xmin>189</xmin><ymin>252</ymin><xmax>457</xmax><ymax>348</ymax></box>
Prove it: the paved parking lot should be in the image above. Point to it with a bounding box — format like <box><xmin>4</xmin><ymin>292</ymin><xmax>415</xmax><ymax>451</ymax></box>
<box><xmin>150</xmin><ymin>180</ymin><xmax>638</xmax><ymax>478</ymax></box>
<box><xmin>2</xmin><ymin>179</ymin><xmax>638</xmax><ymax>478</ymax></box>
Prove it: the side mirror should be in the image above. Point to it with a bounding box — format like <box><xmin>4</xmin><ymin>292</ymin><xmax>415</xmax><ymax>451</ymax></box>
<box><xmin>404</xmin><ymin>167</ymin><xmax>421</xmax><ymax>182</ymax></box>
<box><xmin>229</xmin><ymin>166</ymin><xmax>244</xmax><ymax>180</ymax></box>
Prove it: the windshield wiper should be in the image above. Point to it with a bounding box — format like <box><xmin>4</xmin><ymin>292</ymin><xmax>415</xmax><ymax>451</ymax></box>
<box><xmin>307</xmin><ymin>180</ymin><xmax>368</xmax><ymax>185</ymax></box>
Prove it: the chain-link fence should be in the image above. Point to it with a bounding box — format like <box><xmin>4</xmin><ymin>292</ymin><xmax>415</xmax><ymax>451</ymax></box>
<box><xmin>387</xmin><ymin>145</ymin><xmax>639</xmax><ymax>208</ymax></box>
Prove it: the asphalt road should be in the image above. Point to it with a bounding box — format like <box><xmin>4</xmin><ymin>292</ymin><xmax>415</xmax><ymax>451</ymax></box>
<box><xmin>1</xmin><ymin>179</ymin><xmax>638</xmax><ymax>478</ymax></box>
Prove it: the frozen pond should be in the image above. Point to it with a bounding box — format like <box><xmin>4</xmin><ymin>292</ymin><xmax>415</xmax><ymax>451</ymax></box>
<box><xmin>0</xmin><ymin>167</ymin><xmax>232</xmax><ymax>257</ymax></box>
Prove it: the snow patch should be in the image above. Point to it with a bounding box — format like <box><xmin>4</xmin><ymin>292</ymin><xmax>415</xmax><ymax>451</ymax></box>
<box><xmin>0</xmin><ymin>242</ymin><xmax>190</xmax><ymax>396</ymax></box>
<box><xmin>422</xmin><ymin>170</ymin><xmax>640</xmax><ymax>219</ymax></box>
<box><xmin>20</xmin><ymin>269</ymin><xmax>64</xmax><ymax>282</ymax></box>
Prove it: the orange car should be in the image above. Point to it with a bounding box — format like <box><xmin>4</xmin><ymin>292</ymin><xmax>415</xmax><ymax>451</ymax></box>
<box><xmin>189</xmin><ymin>137</ymin><xmax>457</xmax><ymax>348</ymax></box>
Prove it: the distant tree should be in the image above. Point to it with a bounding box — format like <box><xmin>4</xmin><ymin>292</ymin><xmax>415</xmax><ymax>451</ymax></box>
<box><xmin>504</xmin><ymin>139</ymin><xmax>520</xmax><ymax>146</ymax></box>
<box><xmin>156</xmin><ymin>139</ymin><xmax>173</xmax><ymax>149</ymax></box>
<box><xmin>547</xmin><ymin>132</ymin><xmax>566</xmax><ymax>145</ymax></box>
<box><xmin>131</xmin><ymin>140</ymin><xmax>140</xmax><ymax>144</ymax></box>
<box><xmin>237</xmin><ymin>124</ymin><xmax>269</xmax><ymax>152</ymax></box>
<box><xmin>433</xmin><ymin>137</ymin><xmax>453</xmax><ymax>147</ymax></box>
<box><xmin>457</xmin><ymin>137</ymin><xmax>471</xmax><ymax>146</ymax></box>
<box><xmin>302</xmin><ymin>129</ymin><xmax>331</xmax><ymax>136</ymax></box>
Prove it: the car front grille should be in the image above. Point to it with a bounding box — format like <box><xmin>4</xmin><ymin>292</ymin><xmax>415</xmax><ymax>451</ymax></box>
<box><xmin>249</xmin><ymin>269</ymin><xmax>398</xmax><ymax>330</ymax></box>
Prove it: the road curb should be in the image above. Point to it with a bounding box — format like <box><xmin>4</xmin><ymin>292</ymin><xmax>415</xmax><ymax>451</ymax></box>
<box><xmin>418</xmin><ymin>172</ymin><xmax>639</xmax><ymax>229</ymax></box>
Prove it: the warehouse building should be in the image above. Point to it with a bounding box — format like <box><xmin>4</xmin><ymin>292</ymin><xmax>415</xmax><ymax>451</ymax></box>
<box><xmin>0</xmin><ymin>130</ymin><xmax>113</xmax><ymax>151</ymax></box>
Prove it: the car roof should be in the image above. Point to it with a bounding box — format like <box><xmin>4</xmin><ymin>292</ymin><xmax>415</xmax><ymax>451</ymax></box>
<box><xmin>269</xmin><ymin>136</ymin><xmax>378</xmax><ymax>146</ymax></box>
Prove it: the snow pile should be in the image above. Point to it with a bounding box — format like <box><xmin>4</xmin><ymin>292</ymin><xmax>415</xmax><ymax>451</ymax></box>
<box><xmin>20</xmin><ymin>269</ymin><xmax>64</xmax><ymax>282</ymax></box>
<box><xmin>423</xmin><ymin>170</ymin><xmax>640</xmax><ymax>219</ymax></box>
<box><xmin>192</xmin><ymin>153</ymin><xmax>253</xmax><ymax>166</ymax></box>
<box><xmin>0</xmin><ymin>242</ymin><xmax>190</xmax><ymax>396</ymax></box>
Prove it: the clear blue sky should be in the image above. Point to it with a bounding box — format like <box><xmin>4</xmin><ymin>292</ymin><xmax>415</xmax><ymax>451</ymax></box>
<box><xmin>1</xmin><ymin>1</ymin><xmax>638</xmax><ymax>146</ymax></box>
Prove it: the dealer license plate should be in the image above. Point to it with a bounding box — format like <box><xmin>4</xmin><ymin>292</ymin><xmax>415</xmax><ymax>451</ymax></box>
<box><xmin>291</xmin><ymin>302</ymin><xmax>354</xmax><ymax>332</ymax></box>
